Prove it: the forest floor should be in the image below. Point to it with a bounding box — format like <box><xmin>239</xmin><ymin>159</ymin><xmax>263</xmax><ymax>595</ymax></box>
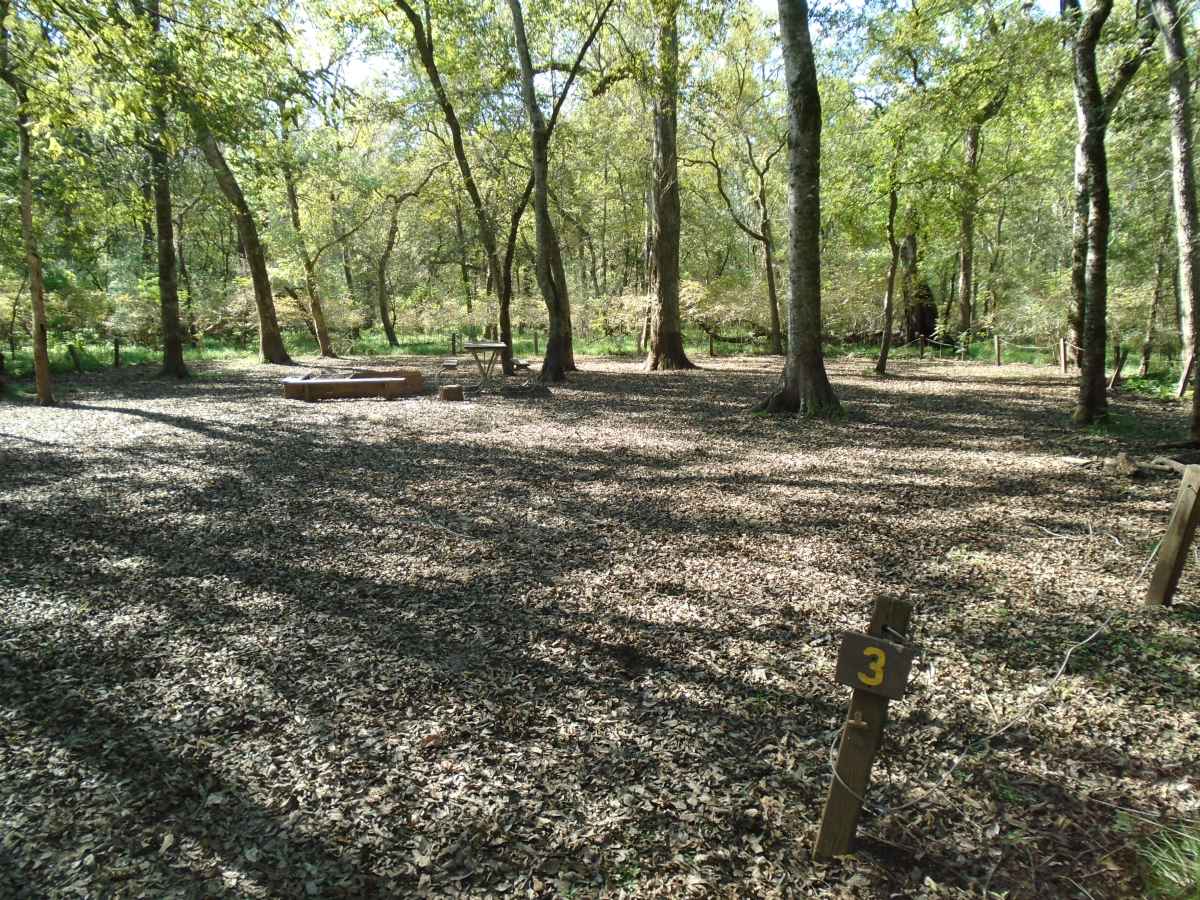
<box><xmin>2</xmin><ymin>355</ymin><xmax>1199</xmax><ymax>900</ymax></box>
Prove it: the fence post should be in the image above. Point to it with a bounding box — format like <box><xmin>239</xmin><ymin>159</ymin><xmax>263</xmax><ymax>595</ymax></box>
<box><xmin>709</xmin><ymin>333</ymin><xmax>715</xmax><ymax>357</ymax></box>
<box><xmin>1145</xmin><ymin>465</ymin><xmax>1200</xmax><ymax>607</ymax></box>
<box><xmin>919</xmin><ymin>334</ymin><xmax>925</xmax><ymax>359</ymax></box>
<box><xmin>113</xmin><ymin>337</ymin><xmax>121</xmax><ymax>368</ymax></box>
<box><xmin>533</xmin><ymin>331</ymin><xmax>539</xmax><ymax>354</ymax></box>
<box><xmin>1059</xmin><ymin>337</ymin><xmax>1068</xmax><ymax>374</ymax></box>
<box><xmin>994</xmin><ymin>334</ymin><xmax>1002</xmax><ymax>366</ymax></box>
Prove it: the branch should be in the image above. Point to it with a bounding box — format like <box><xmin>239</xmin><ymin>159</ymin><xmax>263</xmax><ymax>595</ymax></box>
<box><xmin>689</xmin><ymin>135</ymin><xmax>764</xmax><ymax>242</ymax></box>
<box><xmin>547</xmin><ymin>0</ymin><xmax>616</xmax><ymax>136</ymax></box>
<box><xmin>1103</xmin><ymin>5</ymin><xmax>1157</xmax><ymax>113</ymax></box>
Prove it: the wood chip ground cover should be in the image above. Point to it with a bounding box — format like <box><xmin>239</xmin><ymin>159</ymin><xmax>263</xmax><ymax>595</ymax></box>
<box><xmin>1</xmin><ymin>355</ymin><xmax>1197</xmax><ymax>899</ymax></box>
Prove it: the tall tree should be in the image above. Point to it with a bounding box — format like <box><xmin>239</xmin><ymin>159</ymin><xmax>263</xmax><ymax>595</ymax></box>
<box><xmin>1151</xmin><ymin>0</ymin><xmax>1200</xmax><ymax>442</ymax></box>
<box><xmin>646</xmin><ymin>0</ymin><xmax>695</xmax><ymax>370</ymax></box>
<box><xmin>190</xmin><ymin>113</ymin><xmax>293</xmax><ymax>365</ymax></box>
<box><xmin>756</xmin><ymin>0</ymin><xmax>839</xmax><ymax>416</ymax></box>
<box><xmin>141</xmin><ymin>0</ymin><xmax>188</xmax><ymax>378</ymax></box>
<box><xmin>956</xmin><ymin>89</ymin><xmax>1006</xmax><ymax>336</ymax></box>
<box><xmin>0</xmin><ymin>0</ymin><xmax>53</xmax><ymax>403</ymax></box>
<box><xmin>1063</xmin><ymin>0</ymin><xmax>1153</xmax><ymax>425</ymax></box>
<box><xmin>875</xmin><ymin>168</ymin><xmax>901</xmax><ymax>377</ymax></box>
<box><xmin>507</xmin><ymin>0</ymin><xmax>578</xmax><ymax>381</ymax></box>
<box><xmin>394</xmin><ymin>0</ymin><xmax>515</xmax><ymax>371</ymax></box>
<box><xmin>279</xmin><ymin>107</ymin><xmax>337</xmax><ymax>357</ymax></box>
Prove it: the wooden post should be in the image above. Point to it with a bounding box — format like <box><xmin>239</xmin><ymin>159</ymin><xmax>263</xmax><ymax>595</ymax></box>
<box><xmin>113</xmin><ymin>337</ymin><xmax>121</xmax><ymax>368</ymax></box>
<box><xmin>1178</xmin><ymin>349</ymin><xmax>1196</xmax><ymax>399</ymax></box>
<box><xmin>919</xmin><ymin>334</ymin><xmax>925</xmax><ymax>359</ymax></box>
<box><xmin>1060</xmin><ymin>337</ymin><xmax>1068</xmax><ymax>374</ymax></box>
<box><xmin>709</xmin><ymin>333</ymin><xmax>715</xmax><ymax>357</ymax></box>
<box><xmin>533</xmin><ymin>330</ymin><xmax>539</xmax><ymax>354</ymax></box>
<box><xmin>451</xmin><ymin>332</ymin><xmax>458</xmax><ymax>355</ymax></box>
<box><xmin>814</xmin><ymin>598</ymin><xmax>913</xmax><ymax>859</ymax></box>
<box><xmin>994</xmin><ymin>334</ymin><xmax>1002</xmax><ymax>366</ymax></box>
<box><xmin>1145</xmin><ymin>465</ymin><xmax>1200</xmax><ymax>607</ymax></box>
<box><xmin>67</xmin><ymin>344</ymin><xmax>83</xmax><ymax>374</ymax></box>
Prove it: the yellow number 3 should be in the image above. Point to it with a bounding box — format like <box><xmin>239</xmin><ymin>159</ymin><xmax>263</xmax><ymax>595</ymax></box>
<box><xmin>858</xmin><ymin>647</ymin><xmax>887</xmax><ymax>687</ymax></box>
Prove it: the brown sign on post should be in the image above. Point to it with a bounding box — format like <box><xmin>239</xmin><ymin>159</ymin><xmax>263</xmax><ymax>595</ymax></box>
<box><xmin>835</xmin><ymin>633</ymin><xmax>915</xmax><ymax>701</ymax></box>
<box><xmin>815</xmin><ymin>599</ymin><xmax>914</xmax><ymax>860</ymax></box>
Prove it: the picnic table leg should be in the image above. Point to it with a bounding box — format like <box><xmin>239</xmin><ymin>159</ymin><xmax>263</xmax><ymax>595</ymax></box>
<box><xmin>468</xmin><ymin>349</ymin><xmax>485</xmax><ymax>384</ymax></box>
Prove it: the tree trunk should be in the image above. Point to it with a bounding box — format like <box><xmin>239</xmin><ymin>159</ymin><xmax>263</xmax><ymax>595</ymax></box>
<box><xmin>149</xmin><ymin>127</ymin><xmax>188</xmax><ymax>377</ymax></box>
<box><xmin>760</xmin><ymin>181</ymin><xmax>784</xmax><ymax>355</ymax></box>
<box><xmin>280</xmin><ymin>118</ymin><xmax>336</xmax><ymax>358</ymax></box>
<box><xmin>192</xmin><ymin>120</ymin><xmax>292</xmax><ymax>364</ymax></box>
<box><xmin>508</xmin><ymin>0</ymin><xmax>574</xmax><ymax>381</ymax></box>
<box><xmin>176</xmin><ymin>217</ymin><xmax>197</xmax><ymax>339</ymax></box>
<box><xmin>1063</xmin><ymin>0</ymin><xmax>1152</xmax><ymax>423</ymax></box>
<box><xmin>958</xmin><ymin>124</ymin><xmax>980</xmax><ymax>337</ymax></box>
<box><xmin>0</xmin><ymin>11</ymin><xmax>52</xmax><ymax>404</ymax></box>
<box><xmin>875</xmin><ymin>186</ymin><xmax>900</xmax><ymax>377</ymax></box>
<box><xmin>1074</xmin><ymin>130</ymin><xmax>1112</xmax><ymax>424</ymax></box>
<box><xmin>756</xmin><ymin>0</ymin><xmax>840</xmax><ymax>417</ymax></box>
<box><xmin>500</xmin><ymin>181</ymin><xmax>534</xmax><ymax>376</ymax></box>
<box><xmin>1141</xmin><ymin>235</ymin><xmax>1167</xmax><ymax>377</ymax></box>
<box><xmin>1069</xmin><ymin>138</ymin><xmax>1089</xmax><ymax>367</ymax></box>
<box><xmin>377</xmin><ymin>197</ymin><xmax>402</xmax><ymax>347</ymax></box>
<box><xmin>1153</xmin><ymin>0</ymin><xmax>1200</xmax><ymax>442</ymax></box>
<box><xmin>453</xmin><ymin>200</ymin><xmax>474</xmax><ymax>313</ymax></box>
<box><xmin>333</xmin><ymin>193</ymin><xmax>355</xmax><ymax>297</ymax></box>
<box><xmin>646</xmin><ymin>2</ymin><xmax>695</xmax><ymax>371</ymax></box>
<box><xmin>145</xmin><ymin>0</ymin><xmax>187</xmax><ymax>378</ymax></box>
<box><xmin>395</xmin><ymin>0</ymin><xmax>505</xmax><ymax>364</ymax></box>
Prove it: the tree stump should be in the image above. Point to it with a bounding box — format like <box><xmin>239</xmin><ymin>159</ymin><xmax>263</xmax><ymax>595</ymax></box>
<box><xmin>438</xmin><ymin>384</ymin><xmax>465</xmax><ymax>402</ymax></box>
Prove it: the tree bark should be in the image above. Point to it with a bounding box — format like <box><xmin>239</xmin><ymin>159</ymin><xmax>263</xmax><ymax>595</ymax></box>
<box><xmin>395</xmin><ymin>0</ymin><xmax>506</xmax><ymax>362</ymax></box>
<box><xmin>756</xmin><ymin>0</ymin><xmax>840</xmax><ymax>416</ymax></box>
<box><xmin>1141</xmin><ymin>234</ymin><xmax>1167</xmax><ymax>377</ymax></box>
<box><xmin>280</xmin><ymin>113</ymin><xmax>336</xmax><ymax>358</ymax></box>
<box><xmin>1065</xmin><ymin>0</ymin><xmax>1152</xmax><ymax>425</ymax></box>
<box><xmin>875</xmin><ymin>186</ymin><xmax>900</xmax><ymax>377</ymax></box>
<box><xmin>507</xmin><ymin>0</ymin><xmax>575</xmax><ymax>381</ymax></box>
<box><xmin>645</xmin><ymin>1</ymin><xmax>695</xmax><ymax>371</ymax></box>
<box><xmin>957</xmin><ymin>123</ymin><xmax>980</xmax><ymax>337</ymax></box>
<box><xmin>377</xmin><ymin>197</ymin><xmax>402</xmax><ymax>347</ymax></box>
<box><xmin>144</xmin><ymin>0</ymin><xmax>187</xmax><ymax>378</ymax></box>
<box><xmin>191</xmin><ymin>118</ymin><xmax>292</xmax><ymax>364</ymax></box>
<box><xmin>1152</xmin><ymin>0</ymin><xmax>1200</xmax><ymax>442</ymax></box>
<box><xmin>0</xmin><ymin>6</ymin><xmax>52</xmax><ymax>403</ymax></box>
<box><xmin>453</xmin><ymin>200</ymin><xmax>474</xmax><ymax>313</ymax></box>
<box><xmin>176</xmin><ymin>216</ymin><xmax>196</xmax><ymax>339</ymax></box>
<box><xmin>1069</xmin><ymin>137</ymin><xmax>1089</xmax><ymax>366</ymax></box>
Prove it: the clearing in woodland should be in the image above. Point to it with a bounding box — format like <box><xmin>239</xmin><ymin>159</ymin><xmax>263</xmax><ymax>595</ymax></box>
<box><xmin>1</xmin><ymin>356</ymin><xmax>1198</xmax><ymax>899</ymax></box>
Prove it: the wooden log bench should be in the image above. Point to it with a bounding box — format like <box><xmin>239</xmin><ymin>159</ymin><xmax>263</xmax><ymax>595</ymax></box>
<box><xmin>350</xmin><ymin>367</ymin><xmax>425</xmax><ymax>391</ymax></box>
<box><xmin>281</xmin><ymin>376</ymin><xmax>421</xmax><ymax>402</ymax></box>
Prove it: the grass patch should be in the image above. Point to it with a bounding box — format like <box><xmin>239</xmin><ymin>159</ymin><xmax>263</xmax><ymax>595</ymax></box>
<box><xmin>3</xmin><ymin>337</ymin><xmax>256</xmax><ymax>379</ymax></box>
<box><xmin>1141</xmin><ymin>826</ymin><xmax>1200</xmax><ymax>899</ymax></box>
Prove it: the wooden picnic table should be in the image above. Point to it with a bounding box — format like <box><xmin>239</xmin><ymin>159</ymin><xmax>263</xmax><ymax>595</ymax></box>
<box><xmin>462</xmin><ymin>341</ymin><xmax>508</xmax><ymax>385</ymax></box>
